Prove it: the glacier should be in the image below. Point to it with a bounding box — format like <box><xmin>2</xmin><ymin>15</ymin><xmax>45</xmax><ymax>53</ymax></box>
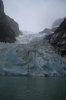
<box><xmin>0</xmin><ymin>33</ymin><xmax>66</xmax><ymax>77</ymax></box>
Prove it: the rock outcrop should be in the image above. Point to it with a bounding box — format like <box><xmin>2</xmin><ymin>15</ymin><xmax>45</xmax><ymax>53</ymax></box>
<box><xmin>39</xmin><ymin>28</ymin><xmax>51</xmax><ymax>34</ymax></box>
<box><xmin>40</xmin><ymin>27</ymin><xmax>57</xmax><ymax>34</ymax></box>
<box><xmin>49</xmin><ymin>18</ymin><xmax>66</xmax><ymax>56</ymax></box>
<box><xmin>0</xmin><ymin>0</ymin><xmax>20</xmax><ymax>43</ymax></box>
<box><xmin>39</xmin><ymin>18</ymin><xmax>64</xmax><ymax>35</ymax></box>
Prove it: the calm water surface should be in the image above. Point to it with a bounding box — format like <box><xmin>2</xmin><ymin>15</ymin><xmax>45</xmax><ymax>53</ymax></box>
<box><xmin>0</xmin><ymin>77</ymin><xmax>66</xmax><ymax>100</ymax></box>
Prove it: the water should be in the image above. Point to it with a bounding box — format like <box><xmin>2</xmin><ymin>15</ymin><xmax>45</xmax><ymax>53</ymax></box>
<box><xmin>0</xmin><ymin>77</ymin><xmax>66</xmax><ymax>100</ymax></box>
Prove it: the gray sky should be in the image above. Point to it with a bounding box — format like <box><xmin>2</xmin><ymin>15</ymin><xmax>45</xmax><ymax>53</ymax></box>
<box><xmin>3</xmin><ymin>0</ymin><xmax>66</xmax><ymax>32</ymax></box>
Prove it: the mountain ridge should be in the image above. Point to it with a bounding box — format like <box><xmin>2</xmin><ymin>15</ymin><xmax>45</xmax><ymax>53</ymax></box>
<box><xmin>0</xmin><ymin>0</ymin><xmax>20</xmax><ymax>43</ymax></box>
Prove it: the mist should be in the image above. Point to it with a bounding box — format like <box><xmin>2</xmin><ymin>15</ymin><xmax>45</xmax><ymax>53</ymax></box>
<box><xmin>3</xmin><ymin>0</ymin><xmax>66</xmax><ymax>32</ymax></box>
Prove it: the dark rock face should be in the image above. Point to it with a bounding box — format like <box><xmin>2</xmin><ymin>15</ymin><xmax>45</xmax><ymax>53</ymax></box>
<box><xmin>50</xmin><ymin>18</ymin><xmax>66</xmax><ymax>56</ymax></box>
<box><xmin>0</xmin><ymin>0</ymin><xmax>20</xmax><ymax>43</ymax></box>
<box><xmin>0</xmin><ymin>0</ymin><xmax>4</xmax><ymax>16</ymax></box>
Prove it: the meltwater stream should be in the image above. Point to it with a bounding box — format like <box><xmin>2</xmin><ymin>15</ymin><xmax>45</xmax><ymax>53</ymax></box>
<box><xmin>0</xmin><ymin>33</ymin><xmax>66</xmax><ymax>76</ymax></box>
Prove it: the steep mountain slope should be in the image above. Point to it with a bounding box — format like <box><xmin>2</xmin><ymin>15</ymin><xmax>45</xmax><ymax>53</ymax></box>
<box><xmin>0</xmin><ymin>0</ymin><xmax>20</xmax><ymax>42</ymax></box>
<box><xmin>50</xmin><ymin>18</ymin><xmax>66</xmax><ymax>56</ymax></box>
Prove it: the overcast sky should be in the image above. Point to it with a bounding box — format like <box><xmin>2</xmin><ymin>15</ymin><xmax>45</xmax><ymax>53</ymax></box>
<box><xmin>3</xmin><ymin>0</ymin><xmax>66</xmax><ymax>32</ymax></box>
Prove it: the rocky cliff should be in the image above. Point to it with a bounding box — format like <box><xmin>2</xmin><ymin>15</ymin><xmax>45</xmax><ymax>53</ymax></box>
<box><xmin>49</xmin><ymin>18</ymin><xmax>66</xmax><ymax>56</ymax></box>
<box><xmin>0</xmin><ymin>0</ymin><xmax>20</xmax><ymax>42</ymax></box>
